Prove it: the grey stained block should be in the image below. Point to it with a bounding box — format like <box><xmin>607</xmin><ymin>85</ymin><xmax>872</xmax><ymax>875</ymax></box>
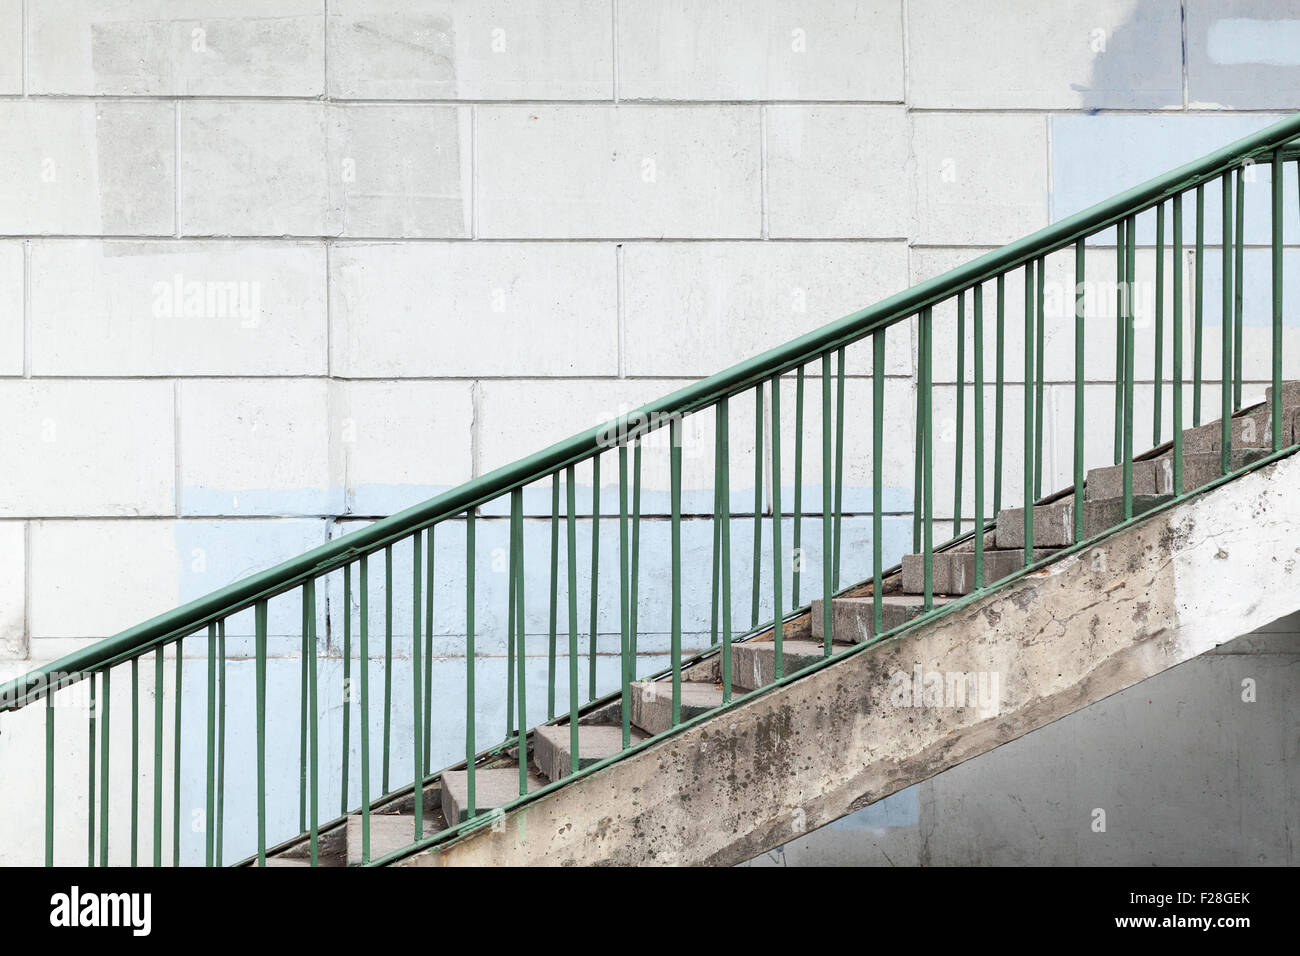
<box><xmin>346</xmin><ymin>813</ymin><xmax>436</xmax><ymax>866</ymax></box>
<box><xmin>532</xmin><ymin>724</ymin><xmax>648</xmax><ymax>784</ymax></box>
<box><xmin>994</xmin><ymin>494</ymin><xmax>1170</xmax><ymax>550</ymax></box>
<box><xmin>440</xmin><ymin>767</ymin><xmax>543</xmax><ymax>826</ymax></box>
<box><xmin>901</xmin><ymin>548</ymin><xmax>1056</xmax><ymax>596</ymax></box>
<box><xmin>631</xmin><ymin>680</ymin><xmax>723</xmax><ymax>737</ymax></box>
<box><xmin>811</xmin><ymin>594</ymin><xmax>952</xmax><ymax>644</ymax></box>
<box><xmin>1181</xmin><ymin>404</ymin><xmax>1273</xmax><ymax>454</ymax></box>
<box><xmin>1265</xmin><ymin>382</ymin><xmax>1300</xmax><ymax>411</ymax></box>
<box><xmin>731</xmin><ymin>638</ymin><xmax>827</xmax><ymax>692</ymax></box>
<box><xmin>1086</xmin><ymin>450</ymin><xmax>1269</xmax><ymax>501</ymax></box>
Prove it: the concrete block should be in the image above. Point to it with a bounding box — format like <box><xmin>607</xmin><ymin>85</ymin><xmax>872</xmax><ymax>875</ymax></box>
<box><xmin>731</xmin><ymin>638</ymin><xmax>825</xmax><ymax>692</ymax></box>
<box><xmin>623</xmin><ymin>241</ymin><xmax>909</xmax><ymax>377</ymax></box>
<box><xmin>0</xmin><ymin>522</ymin><xmax>23</xmax><ymax>658</ymax></box>
<box><xmin>0</xmin><ymin>242</ymin><xmax>21</xmax><ymax>375</ymax></box>
<box><xmin>327</xmin><ymin>0</ymin><xmax>613</xmax><ymax>100</ymax></box>
<box><xmin>912</xmin><ymin>113</ymin><xmax>1048</xmax><ymax>246</ymax></box>
<box><xmin>1181</xmin><ymin>404</ymin><xmax>1276</xmax><ymax>454</ymax></box>
<box><xmin>178</xmin><ymin>379</ymin><xmax>340</xmax><ymax>516</ymax></box>
<box><xmin>0</xmin><ymin>381</ymin><xmax>174</xmax><ymax>517</ymax></box>
<box><xmin>811</xmin><ymin>594</ymin><xmax>950</xmax><ymax>643</ymax></box>
<box><xmin>30</xmin><ymin>240</ymin><xmax>327</xmax><ymax>375</ymax></box>
<box><xmin>328</xmin><ymin>105</ymin><xmax>470</xmax><ymax>238</ymax></box>
<box><xmin>29</xmin><ymin>519</ymin><xmax>179</xmax><ymax>641</ymax></box>
<box><xmin>617</xmin><ymin>0</ymin><xmax>904</xmax><ymax>101</ymax></box>
<box><xmin>532</xmin><ymin>723</ymin><xmax>648</xmax><ymax>782</ymax></box>
<box><xmin>476</xmin><ymin>106</ymin><xmax>761</xmax><ymax>239</ymax></box>
<box><xmin>1085</xmin><ymin>450</ymin><xmax>1268</xmax><ymax>501</ymax></box>
<box><xmin>907</xmin><ymin>0</ymin><xmax>1182</xmax><ymax>109</ymax></box>
<box><xmin>901</xmin><ymin>549</ymin><xmax>1056</xmax><ymax>596</ymax></box>
<box><xmin>29</xmin><ymin>0</ymin><xmax>325</xmax><ymax>96</ymax></box>
<box><xmin>1186</xmin><ymin>0</ymin><xmax>1300</xmax><ymax>110</ymax></box>
<box><xmin>439</xmin><ymin>767</ymin><xmax>544</xmax><ymax>826</ymax></box>
<box><xmin>329</xmin><ymin>242</ymin><xmax>617</xmax><ymax>377</ymax></box>
<box><xmin>994</xmin><ymin>494</ymin><xmax>1170</xmax><ymax>550</ymax></box>
<box><xmin>630</xmin><ymin>680</ymin><xmax>723</xmax><ymax>737</ymax></box>
<box><xmin>336</xmin><ymin>380</ymin><xmax>474</xmax><ymax>515</ymax></box>
<box><xmin>181</xmin><ymin>102</ymin><xmax>333</xmax><ymax>237</ymax></box>
<box><xmin>1264</xmin><ymin>382</ymin><xmax>1300</xmax><ymax>410</ymax></box>
<box><xmin>345</xmin><ymin>813</ymin><xmax>434</xmax><ymax>865</ymax></box>
<box><xmin>0</xmin><ymin>0</ymin><xmax>19</xmax><ymax>93</ymax></box>
<box><xmin>765</xmin><ymin>106</ymin><xmax>910</xmax><ymax>238</ymax></box>
<box><xmin>0</xmin><ymin>101</ymin><xmax>174</xmax><ymax>235</ymax></box>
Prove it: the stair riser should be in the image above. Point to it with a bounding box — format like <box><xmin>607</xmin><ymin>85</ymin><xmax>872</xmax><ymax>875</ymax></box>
<box><xmin>994</xmin><ymin>495</ymin><xmax>1168</xmax><ymax>550</ymax></box>
<box><xmin>1181</xmin><ymin>406</ymin><xmax>1272</xmax><ymax>454</ymax></box>
<box><xmin>810</xmin><ymin>597</ymin><xmax>931</xmax><ymax>643</ymax></box>
<box><xmin>630</xmin><ymin>681</ymin><xmax>721</xmax><ymax>737</ymax></box>
<box><xmin>731</xmin><ymin>641</ymin><xmax>825</xmax><ymax>692</ymax></box>
<box><xmin>901</xmin><ymin>549</ymin><xmax>1054</xmax><ymax>596</ymax></box>
<box><xmin>1087</xmin><ymin>451</ymin><xmax>1268</xmax><ymax>501</ymax></box>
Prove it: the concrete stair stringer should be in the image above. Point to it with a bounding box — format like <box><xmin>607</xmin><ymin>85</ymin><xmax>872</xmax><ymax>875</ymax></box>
<box><xmin>394</xmin><ymin>452</ymin><xmax>1300</xmax><ymax>867</ymax></box>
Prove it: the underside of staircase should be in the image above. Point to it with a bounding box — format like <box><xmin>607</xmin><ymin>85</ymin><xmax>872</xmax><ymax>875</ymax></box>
<box><xmin>260</xmin><ymin>387</ymin><xmax>1300</xmax><ymax>867</ymax></box>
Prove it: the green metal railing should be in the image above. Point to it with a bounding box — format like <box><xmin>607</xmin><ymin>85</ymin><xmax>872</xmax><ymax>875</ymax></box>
<box><xmin>4</xmin><ymin>115</ymin><xmax>1300</xmax><ymax>867</ymax></box>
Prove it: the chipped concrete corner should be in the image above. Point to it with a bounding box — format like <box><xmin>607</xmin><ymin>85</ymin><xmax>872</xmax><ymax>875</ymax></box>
<box><xmin>399</xmin><ymin>455</ymin><xmax>1300</xmax><ymax>867</ymax></box>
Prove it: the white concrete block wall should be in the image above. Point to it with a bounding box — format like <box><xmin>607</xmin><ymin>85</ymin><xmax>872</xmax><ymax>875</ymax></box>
<box><xmin>3</xmin><ymin>0</ymin><xmax>1300</xmax><ymax>864</ymax></box>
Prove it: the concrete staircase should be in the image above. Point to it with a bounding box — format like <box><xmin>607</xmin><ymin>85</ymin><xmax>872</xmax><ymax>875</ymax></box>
<box><xmin>263</xmin><ymin>385</ymin><xmax>1300</xmax><ymax>867</ymax></box>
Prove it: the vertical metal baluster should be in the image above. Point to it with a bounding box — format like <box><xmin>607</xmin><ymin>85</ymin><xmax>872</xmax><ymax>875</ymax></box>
<box><xmin>833</xmin><ymin>348</ymin><xmax>846</xmax><ymax>591</ymax></box>
<box><xmin>341</xmin><ymin>565</ymin><xmax>352</xmax><ymax>817</ymax></box>
<box><xmin>954</xmin><ymin>291</ymin><xmax>966</xmax><ymax>538</ymax></box>
<box><xmin>424</xmin><ymin>527</ymin><xmax>434</xmax><ymax>771</ymax></box>
<box><xmin>994</xmin><ymin>274</ymin><xmax>1006</xmax><ymax>516</ymax></box>
<box><xmin>1222</xmin><ymin>170</ymin><xmax>1234</xmax><ymax>475</ymax></box>
<box><xmin>382</xmin><ymin>545</ymin><xmax>393</xmax><ymax>795</ymax></box>
<box><xmin>771</xmin><ymin>374</ymin><xmax>785</xmax><ymax>680</ymax></box>
<box><xmin>619</xmin><ymin>444</ymin><xmax>632</xmax><ymax>749</ymax></box>
<box><xmin>921</xmin><ymin>311</ymin><xmax>934</xmax><ymax>611</ymax></box>
<box><xmin>1114</xmin><ymin>220</ymin><xmax>1126</xmax><ymax>464</ymax></box>
<box><xmin>215</xmin><ymin>621</ymin><xmax>225</xmax><ymax>866</ymax></box>
<box><xmin>589</xmin><ymin>454</ymin><xmax>600</xmax><ymax>702</ymax></box>
<box><xmin>1273</xmin><ymin>149</ymin><xmax>1284</xmax><ymax>454</ymax></box>
<box><xmin>792</xmin><ymin>367</ymin><xmax>805</xmax><ymax>606</ymax></box>
<box><xmin>711</xmin><ymin>415</ymin><xmax>722</xmax><ymax>649</ymax></box>
<box><xmin>308</xmin><ymin>582</ymin><xmax>319</xmax><ymax>865</ymax></box>
<box><xmin>153</xmin><ymin>648</ymin><xmax>163</xmax><ymax>867</ymax></box>
<box><xmin>1174</xmin><ymin>193</ymin><xmax>1185</xmax><ymax>494</ymax></box>
<box><xmin>671</xmin><ymin>417</ymin><xmax>684</xmax><ymax>721</ymax></box>
<box><xmin>1075</xmin><ymin>240</ymin><xmax>1086</xmax><ymax>543</ymax></box>
<box><xmin>548</xmin><ymin>475</ymin><xmax>559</xmax><ymax>720</ymax></box>
<box><xmin>45</xmin><ymin>689</ymin><xmax>54</xmax><ymax>867</ymax></box>
<box><xmin>506</xmin><ymin>501</ymin><xmax>517</xmax><ymax>738</ymax></box>
<box><xmin>1234</xmin><ymin>165</ymin><xmax>1245</xmax><ymax>410</ymax></box>
<box><xmin>99</xmin><ymin>669</ymin><xmax>110</xmax><ymax>866</ymax></box>
<box><xmin>513</xmin><ymin>490</ymin><xmax>528</xmax><ymax>795</ymax></box>
<box><xmin>872</xmin><ymin>330</ymin><xmax>885</xmax><ymax>634</ymax></box>
<box><xmin>719</xmin><ymin>401</ymin><xmax>732</xmax><ymax>701</ymax></box>
<box><xmin>823</xmin><ymin>353</ymin><xmax>835</xmax><ymax>649</ymax></box>
<box><xmin>1124</xmin><ymin>214</ymin><xmax>1137</xmax><ymax>520</ymax></box>
<box><xmin>87</xmin><ymin>672</ymin><xmax>95</xmax><ymax>867</ymax></box>
<box><xmin>299</xmin><ymin>589</ymin><xmax>308</xmax><ymax>835</ymax></box>
<box><xmin>566</xmin><ymin>467</ymin><xmax>579</xmax><ymax>772</ymax></box>
<box><xmin>1035</xmin><ymin>256</ymin><xmax>1046</xmax><ymax>499</ymax></box>
<box><xmin>360</xmin><ymin>556</ymin><xmax>372</xmax><ymax>861</ymax></box>
<box><xmin>412</xmin><ymin>531</ymin><xmax>424</xmax><ymax>844</ymax></box>
<box><xmin>1155</xmin><ymin>203</ymin><xmax>1165</xmax><ymax>445</ymax></box>
<box><xmin>206</xmin><ymin>623</ymin><xmax>216</xmax><ymax>866</ymax></box>
<box><xmin>912</xmin><ymin>331</ymin><xmax>923</xmax><ymax>557</ymax></box>
<box><xmin>630</xmin><ymin>439</ymin><xmax>642</xmax><ymax>662</ymax></box>
<box><xmin>131</xmin><ymin>657</ymin><xmax>139</xmax><ymax>866</ymax></box>
<box><xmin>1024</xmin><ymin>262</ymin><xmax>1035</xmax><ymax>565</ymax></box>
<box><xmin>255</xmin><ymin>601</ymin><xmax>267</xmax><ymax>867</ymax></box>
<box><xmin>1195</xmin><ymin>183</ymin><xmax>1205</xmax><ymax>426</ymax></box>
<box><xmin>467</xmin><ymin>511</ymin><xmax>479</xmax><ymax>812</ymax></box>
<box><xmin>974</xmin><ymin>285</ymin><xmax>985</xmax><ymax>587</ymax></box>
<box><xmin>752</xmin><ymin>385</ymin><xmax>764</xmax><ymax>629</ymax></box>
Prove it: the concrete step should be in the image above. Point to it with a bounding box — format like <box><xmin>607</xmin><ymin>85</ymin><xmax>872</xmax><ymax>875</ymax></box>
<box><xmin>1085</xmin><ymin>449</ymin><xmax>1267</xmax><ymax>501</ymax></box>
<box><xmin>345</xmin><ymin>812</ymin><xmax>437</xmax><ymax>866</ymax></box>
<box><xmin>440</xmin><ymin>766</ymin><xmax>545</xmax><ymax>825</ymax></box>
<box><xmin>900</xmin><ymin>547</ymin><xmax>1057</xmax><ymax>595</ymax></box>
<box><xmin>731</xmin><ymin>638</ymin><xmax>827</xmax><ymax>692</ymax></box>
<box><xmin>533</xmin><ymin>723</ymin><xmax>649</xmax><ymax>783</ymax></box>
<box><xmin>994</xmin><ymin>493</ymin><xmax>1169</xmax><ymax>550</ymax></box>
<box><xmin>630</xmin><ymin>679</ymin><xmax>723</xmax><ymax>737</ymax></box>
<box><xmin>811</xmin><ymin>593</ymin><xmax>952</xmax><ymax>643</ymax></box>
<box><xmin>1181</xmin><ymin>403</ymin><xmax>1276</xmax><ymax>454</ymax></box>
<box><xmin>1265</xmin><ymin>381</ymin><xmax>1300</xmax><ymax>409</ymax></box>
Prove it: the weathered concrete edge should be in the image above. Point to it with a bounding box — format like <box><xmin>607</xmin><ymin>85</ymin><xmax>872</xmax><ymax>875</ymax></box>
<box><xmin>398</xmin><ymin>455</ymin><xmax>1300</xmax><ymax>866</ymax></box>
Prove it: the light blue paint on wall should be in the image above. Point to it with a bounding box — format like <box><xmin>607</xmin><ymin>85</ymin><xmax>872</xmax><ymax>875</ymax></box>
<box><xmin>1208</xmin><ymin>18</ymin><xmax>1300</xmax><ymax>66</ymax></box>
<box><xmin>1049</xmin><ymin>113</ymin><xmax>1300</xmax><ymax>245</ymax></box>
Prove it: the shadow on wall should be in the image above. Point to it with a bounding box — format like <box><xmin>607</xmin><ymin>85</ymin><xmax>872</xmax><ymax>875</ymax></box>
<box><xmin>1077</xmin><ymin>1</ymin><xmax>1184</xmax><ymax>113</ymax></box>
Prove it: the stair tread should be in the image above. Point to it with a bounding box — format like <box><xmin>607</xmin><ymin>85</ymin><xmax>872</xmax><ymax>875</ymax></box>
<box><xmin>345</xmin><ymin>812</ymin><xmax>437</xmax><ymax>865</ymax></box>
